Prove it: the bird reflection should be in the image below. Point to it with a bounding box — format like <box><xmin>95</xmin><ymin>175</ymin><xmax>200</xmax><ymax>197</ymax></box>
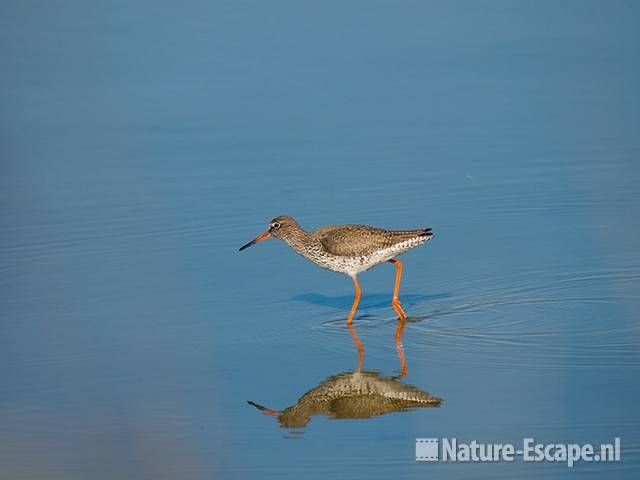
<box><xmin>247</xmin><ymin>319</ymin><xmax>442</xmax><ymax>429</ymax></box>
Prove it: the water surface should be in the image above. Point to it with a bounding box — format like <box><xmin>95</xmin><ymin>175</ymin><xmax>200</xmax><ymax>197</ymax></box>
<box><xmin>1</xmin><ymin>1</ymin><xmax>639</xmax><ymax>479</ymax></box>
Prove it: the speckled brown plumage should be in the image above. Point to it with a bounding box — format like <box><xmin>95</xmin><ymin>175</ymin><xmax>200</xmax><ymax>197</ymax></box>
<box><xmin>261</xmin><ymin>215</ymin><xmax>433</xmax><ymax>276</ymax></box>
<box><xmin>248</xmin><ymin>370</ymin><xmax>442</xmax><ymax>429</ymax></box>
<box><xmin>239</xmin><ymin>215</ymin><xmax>434</xmax><ymax>322</ymax></box>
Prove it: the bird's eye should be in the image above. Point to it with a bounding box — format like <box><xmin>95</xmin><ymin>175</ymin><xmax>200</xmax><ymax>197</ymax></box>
<box><xmin>271</xmin><ymin>222</ymin><xmax>281</xmax><ymax>230</ymax></box>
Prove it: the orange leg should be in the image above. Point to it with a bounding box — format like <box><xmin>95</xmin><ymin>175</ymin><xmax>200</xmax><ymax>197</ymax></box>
<box><xmin>395</xmin><ymin>318</ymin><xmax>408</xmax><ymax>377</ymax></box>
<box><xmin>388</xmin><ymin>259</ymin><xmax>408</xmax><ymax>320</ymax></box>
<box><xmin>347</xmin><ymin>322</ymin><xmax>365</xmax><ymax>372</ymax></box>
<box><xmin>346</xmin><ymin>275</ymin><xmax>362</xmax><ymax>325</ymax></box>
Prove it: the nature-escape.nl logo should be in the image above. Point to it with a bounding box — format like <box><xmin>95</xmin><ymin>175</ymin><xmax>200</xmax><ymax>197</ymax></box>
<box><xmin>415</xmin><ymin>437</ymin><xmax>621</xmax><ymax>467</ymax></box>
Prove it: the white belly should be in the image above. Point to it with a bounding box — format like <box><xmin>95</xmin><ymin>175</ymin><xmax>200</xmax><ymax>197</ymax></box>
<box><xmin>312</xmin><ymin>237</ymin><xmax>427</xmax><ymax>277</ymax></box>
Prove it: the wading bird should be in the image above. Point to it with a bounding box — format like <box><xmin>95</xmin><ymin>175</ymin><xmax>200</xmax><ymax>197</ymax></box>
<box><xmin>239</xmin><ymin>215</ymin><xmax>433</xmax><ymax>323</ymax></box>
<box><xmin>247</xmin><ymin>320</ymin><xmax>442</xmax><ymax>429</ymax></box>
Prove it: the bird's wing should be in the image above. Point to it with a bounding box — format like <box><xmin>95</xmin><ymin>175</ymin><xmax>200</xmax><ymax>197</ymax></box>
<box><xmin>318</xmin><ymin>225</ymin><xmax>393</xmax><ymax>257</ymax></box>
<box><xmin>319</xmin><ymin>225</ymin><xmax>433</xmax><ymax>257</ymax></box>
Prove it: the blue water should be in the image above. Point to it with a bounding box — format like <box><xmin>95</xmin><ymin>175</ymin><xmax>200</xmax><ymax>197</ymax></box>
<box><xmin>2</xmin><ymin>1</ymin><xmax>639</xmax><ymax>478</ymax></box>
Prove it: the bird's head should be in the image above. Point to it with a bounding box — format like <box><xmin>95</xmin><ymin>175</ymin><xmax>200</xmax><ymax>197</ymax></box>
<box><xmin>239</xmin><ymin>215</ymin><xmax>300</xmax><ymax>251</ymax></box>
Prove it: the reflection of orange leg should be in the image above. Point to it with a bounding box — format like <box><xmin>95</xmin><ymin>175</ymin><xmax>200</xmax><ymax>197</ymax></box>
<box><xmin>347</xmin><ymin>322</ymin><xmax>365</xmax><ymax>372</ymax></box>
<box><xmin>346</xmin><ymin>275</ymin><xmax>362</xmax><ymax>325</ymax></box>
<box><xmin>395</xmin><ymin>318</ymin><xmax>408</xmax><ymax>377</ymax></box>
<box><xmin>388</xmin><ymin>259</ymin><xmax>407</xmax><ymax>320</ymax></box>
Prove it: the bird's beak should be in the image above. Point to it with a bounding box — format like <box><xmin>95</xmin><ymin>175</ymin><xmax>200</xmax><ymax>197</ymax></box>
<box><xmin>239</xmin><ymin>229</ymin><xmax>271</xmax><ymax>251</ymax></box>
<box><xmin>247</xmin><ymin>401</ymin><xmax>280</xmax><ymax>418</ymax></box>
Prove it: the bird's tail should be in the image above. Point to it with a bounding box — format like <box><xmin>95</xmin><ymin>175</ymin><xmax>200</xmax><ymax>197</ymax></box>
<box><xmin>390</xmin><ymin>227</ymin><xmax>434</xmax><ymax>241</ymax></box>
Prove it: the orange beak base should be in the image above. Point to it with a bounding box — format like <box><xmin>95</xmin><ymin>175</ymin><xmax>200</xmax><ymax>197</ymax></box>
<box><xmin>239</xmin><ymin>229</ymin><xmax>271</xmax><ymax>251</ymax></box>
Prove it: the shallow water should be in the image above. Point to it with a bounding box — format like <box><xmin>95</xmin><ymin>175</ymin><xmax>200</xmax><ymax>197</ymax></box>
<box><xmin>2</xmin><ymin>1</ymin><xmax>640</xmax><ymax>479</ymax></box>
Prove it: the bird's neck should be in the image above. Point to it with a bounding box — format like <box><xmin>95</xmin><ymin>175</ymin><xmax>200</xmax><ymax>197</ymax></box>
<box><xmin>281</xmin><ymin>225</ymin><xmax>309</xmax><ymax>254</ymax></box>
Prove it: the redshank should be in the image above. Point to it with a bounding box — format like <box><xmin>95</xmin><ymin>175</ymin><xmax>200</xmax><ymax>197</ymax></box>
<box><xmin>239</xmin><ymin>215</ymin><xmax>434</xmax><ymax>324</ymax></box>
<box><xmin>247</xmin><ymin>321</ymin><xmax>442</xmax><ymax>429</ymax></box>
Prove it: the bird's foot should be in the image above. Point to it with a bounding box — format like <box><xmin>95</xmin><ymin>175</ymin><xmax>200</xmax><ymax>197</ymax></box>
<box><xmin>392</xmin><ymin>299</ymin><xmax>407</xmax><ymax>320</ymax></box>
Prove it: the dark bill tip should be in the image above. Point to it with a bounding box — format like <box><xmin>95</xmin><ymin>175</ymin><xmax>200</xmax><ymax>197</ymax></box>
<box><xmin>239</xmin><ymin>240</ymin><xmax>256</xmax><ymax>251</ymax></box>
